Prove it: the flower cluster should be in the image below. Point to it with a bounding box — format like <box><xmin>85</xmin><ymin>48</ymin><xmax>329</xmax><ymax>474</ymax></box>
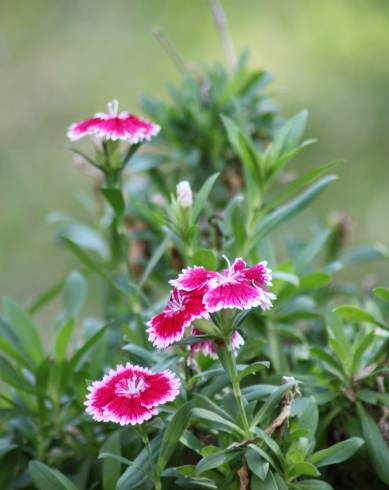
<box><xmin>67</xmin><ymin>100</ymin><xmax>160</xmax><ymax>143</ymax></box>
<box><xmin>85</xmin><ymin>363</ymin><xmax>180</xmax><ymax>426</ymax></box>
<box><xmin>147</xmin><ymin>257</ymin><xmax>275</xmax><ymax>353</ymax></box>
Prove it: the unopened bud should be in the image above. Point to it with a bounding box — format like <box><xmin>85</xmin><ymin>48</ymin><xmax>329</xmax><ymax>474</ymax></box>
<box><xmin>176</xmin><ymin>181</ymin><xmax>193</xmax><ymax>208</ymax></box>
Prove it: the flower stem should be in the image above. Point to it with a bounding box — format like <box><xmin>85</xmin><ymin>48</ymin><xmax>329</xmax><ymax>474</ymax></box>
<box><xmin>223</xmin><ymin>339</ymin><xmax>251</xmax><ymax>437</ymax></box>
<box><xmin>140</xmin><ymin>426</ymin><xmax>162</xmax><ymax>490</ymax></box>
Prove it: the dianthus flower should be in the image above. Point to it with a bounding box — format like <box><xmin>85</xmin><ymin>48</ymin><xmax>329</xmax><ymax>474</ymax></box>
<box><xmin>85</xmin><ymin>363</ymin><xmax>180</xmax><ymax>426</ymax></box>
<box><xmin>67</xmin><ymin>100</ymin><xmax>160</xmax><ymax>143</ymax></box>
<box><xmin>172</xmin><ymin>257</ymin><xmax>275</xmax><ymax>312</ymax></box>
<box><xmin>148</xmin><ymin>257</ymin><xmax>275</xmax><ymax>349</ymax></box>
<box><xmin>189</xmin><ymin>327</ymin><xmax>244</xmax><ymax>359</ymax></box>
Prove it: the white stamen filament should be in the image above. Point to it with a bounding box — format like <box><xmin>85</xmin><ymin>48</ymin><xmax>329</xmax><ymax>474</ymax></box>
<box><xmin>168</xmin><ymin>290</ymin><xmax>185</xmax><ymax>312</ymax></box>
<box><xmin>107</xmin><ymin>99</ymin><xmax>119</xmax><ymax>115</ymax></box>
<box><xmin>115</xmin><ymin>375</ymin><xmax>146</xmax><ymax>397</ymax></box>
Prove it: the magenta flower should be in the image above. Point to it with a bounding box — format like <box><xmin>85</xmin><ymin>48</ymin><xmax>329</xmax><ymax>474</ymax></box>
<box><xmin>148</xmin><ymin>257</ymin><xmax>275</xmax><ymax>349</ymax></box>
<box><xmin>190</xmin><ymin>327</ymin><xmax>244</xmax><ymax>360</ymax></box>
<box><xmin>85</xmin><ymin>363</ymin><xmax>180</xmax><ymax>426</ymax></box>
<box><xmin>173</xmin><ymin>257</ymin><xmax>275</xmax><ymax>313</ymax></box>
<box><xmin>147</xmin><ymin>288</ymin><xmax>208</xmax><ymax>349</ymax></box>
<box><xmin>67</xmin><ymin>100</ymin><xmax>160</xmax><ymax>143</ymax></box>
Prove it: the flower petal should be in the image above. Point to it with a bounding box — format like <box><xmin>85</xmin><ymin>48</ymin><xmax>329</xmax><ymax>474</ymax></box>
<box><xmin>203</xmin><ymin>280</ymin><xmax>263</xmax><ymax>312</ymax></box>
<box><xmin>170</xmin><ymin>266</ymin><xmax>217</xmax><ymax>291</ymax></box>
<box><xmin>243</xmin><ymin>261</ymin><xmax>272</xmax><ymax>287</ymax></box>
<box><xmin>140</xmin><ymin>369</ymin><xmax>181</xmax><ymax>408</ymax></box>
<box><xmin>147</xmin><ymin>288</ymin><xmax>207</xmax><ymax>349</ymax></box>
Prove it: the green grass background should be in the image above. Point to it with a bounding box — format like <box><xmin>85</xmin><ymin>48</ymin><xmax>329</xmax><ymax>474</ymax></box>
<box><xmin>1</xmin><ymin>0</ymin><xmax>389</xmax><ymax>306</ymax></box>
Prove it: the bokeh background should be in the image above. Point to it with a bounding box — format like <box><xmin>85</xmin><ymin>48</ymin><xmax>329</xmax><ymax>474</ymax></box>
<box><xmin>1</xmin><ymin>0</ymin><xmax>389</xmax><ymax>306</ymax></box>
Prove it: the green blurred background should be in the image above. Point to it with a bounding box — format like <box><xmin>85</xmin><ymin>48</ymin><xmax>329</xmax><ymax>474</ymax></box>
<box><xmin>1</xmin><ymin>0</ymin><xmax>389</xmax><ymax>305</ymax></box>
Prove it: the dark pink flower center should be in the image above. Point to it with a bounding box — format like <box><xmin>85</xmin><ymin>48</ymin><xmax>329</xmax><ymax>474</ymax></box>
<box><xmin>114</xmin><ymin>375</ymin><xmax>148</xmax><ymax>398</ymax></box>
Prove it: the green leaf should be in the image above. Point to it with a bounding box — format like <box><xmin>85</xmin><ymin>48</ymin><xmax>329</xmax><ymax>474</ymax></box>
<box><xmin>62</xmin><ymin>238</ymin><xmax>111</xmax><ymax>282</ymax></box>
<box><xmin>0</xmin><ymin>437</ymin><xmax>16</xmax><ymax>457</ymax></box>
<box><xmin>237</xmin><ymin>361</ymin><xmax>270</xmax><ymax>382</ymax></box>
<box><xmin>299</xmin><ymin>272</ymin><xmax>331</xmax><ymax>290</ymax></box>
<box><xmin>195</xmin><ymin>394</ymin><xmax>235</xmax><ymax>423</ymax></box>
<box><xmin>350</xmin><ymin>329</ymin><xmax>375</xmax><ymax>374</ymax></box>
<box><xmin>272</xmin><ymin>271</ymin><xmax>300</xmax><ymax>287</ymax></box>
<box><xmin>122</xmin><ymin>344</ymin><xmax>158</xmax><ymax>366</ymax></box>
<box><xmin>308</xmin><ymin>437</ymin><xmax>364</xmax><ymax>468</ymax></box>
<box><xmin>264</xmin><ymin>161</ymin><xmax>341</xmax><ymax>214</ymax></box>
<box><xmin>246</xmin><ymin>446</ymin><xmax>269</xmax><ymax>480</ymax></box>
<box><xmin>356</xmin><ymin>389</ymin><xmax>389</xmax><ymax>405</ymax></box>
<box><xmin>3</xmin><ymin>297</ymin><xmax>44</xmax><ymax>363</ymax></box>
<box><xmin>101</xmin><ymin>187</ymin><xmax>125</xmax><ymax>216</ymax></box>
<box><xmin>289</xmin><ymin>461</ymin><xmax>320</xmax><ymax>478</ymax></box>
<box><xmin>221</xmin><ymin>115</ymin><xmax>263</xmax><ymax>187</ymax></box>
<box><xmin>373</xmin><ymin>287</ymin><xmax>389</xmax><ymax>302</ymax></box>
<box><xmin>192</xmin><ymin>248</ymin><xmax>218</xmax><ymax>270</ymax></box>
<box><xmin>193</xmin><ymin>172</ymin><xmax>220</xmax><ymax>222</ymax></box>
<box><xmin>29</xmin><ymin>461</ymin><xmax>78</xmax><ymax>490</ymax></box>
<box><xmin>115</xmin><ymin>434</ymin><xmax>162</xmax><ymax>490</ymax></box>
<box><xmin>296</xmin><ymin>396</ymin><xmax>319</xmax><ymax>438</ymax></box>
<box><xmin>265</xmin><ymin>110</ymin><xmax>309</xmax><ymax>180</ymax></box>
<box><xmin>63</xmin><ymin>271</ymin><xmax>87</xmax><ymax>319</ymax></box>
<box><xmin>251</xmin><ymin>470</ymin><xmax>278</xmax><ymax>490</ymax></box>
<box><xmin>270</xmin><ymin>111</ymin><xmax>308</xmax><ymax>159</ymax></box>
<box><xmin>139</xmin><ymin>236</ymin><xmax>169</xmax><ymax>287</ymax></box>
<box><xmin>333</xmin><ymin>305</ymin><xmax>384</xmax><ymax>327</ymax></box>
<box><xmin>180</xmin><ymin>430</ymin><xmax>204</xmax><ymax>455</ymax></box>
<box><xmin>248</xmin><ymin>175</ymin><xmax>337</xmax><ymax>251</ymax></box>
<box><xmin>295</xmin><ymin>229</ymin><xmax>331</xmax><ymax>273</ymax></box>
<box><xmin>336</xmin><ymin>244</ymin><xmax>389</xmax><ymax>269</ymax></box>
<box><xmin>196</xmin><ymin>449</ymin><xmax>237</xmax><ymax>475</ymax></box>
<box><xmin>298</xmin><ymin>480</ymin><xmax>333</xmax><ymax>490</ymax></box>
<box><xmin>158</xmin><ymin>401</ymin><xmax>194</xmax><ymax>470</ymax></box>
<box><xmin>99</xmin><ymin>453</ymin><xmax>148</xmax><ymax>478</ymax></box>
<box><xmin>0</xmin><ymin>335</ymin><xmax>34</xmax><ymax>370</ymax></box>
<box><xmin>192</xmin><ymin>319</ymin><xmax>222</xmax><ymax>337</ymax></box>
<box><xmin>191</xmin><ymin>408</ymin><xmax>245</xmax><ymax>436</ymax></box>
<box><xmin>101</xmin><ymin>431</ymin><xmax>121</xmax><ymax>490</ymax></box>
<box><xmin>69</xmin><ymin>325</ymin><xmax>108</xmax><ymax>371</ymax></box>
<box><xmin>54</xmin><ymin>319</ymin><xmax>75</xmax><ymax>363</ymax></box>
<box><xmin>28</xmin><ymin>278</ymin><xmax>65</xmax><ymax>314</ymax></box>
<box><xmin>309</xmin><ymin>347</ymin><xmax>345</xmax><ymax>381</ymax></box>
<box><xmin>357</xmin><ymin>403</ymin><xmax>389</xmax><ymax>484</ymax></box>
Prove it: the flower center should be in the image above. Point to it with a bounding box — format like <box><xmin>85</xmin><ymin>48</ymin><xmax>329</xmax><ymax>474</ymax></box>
<box><xmin>167</xmin><ymin>290</ymin><xmax>186</xmax><ymax>313</ymax></box>
<box><xmin>115</xmin><ymin>375</ymin><xmax>147</xmax><ymax>398</ymax></box>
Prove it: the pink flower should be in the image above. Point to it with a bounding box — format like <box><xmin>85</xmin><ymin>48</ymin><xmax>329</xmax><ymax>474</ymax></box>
<box><xmin>149</xmin><ymin>257</ymin><xmax>275</xmax><ymax>350</ymax></box>
<box><xmin>147</xmin><ymin>288</ymin><xmax>208</xmax><ymax>349</ymax></box>
<box><xmin>67</xmin><ymin>100</ymin><xmax>160</xmax><ymax>143</ymax></box>
<box><xmin>173</xmin><ymin>257</ymin><xmax>275</xmax><ymax>313</ymax></box>
<box><xmin>189</xmin><ymin>327</ymin><xmax>244</xmax><ymax>360</ymax></box>
<box><xmin>85</xmin><ymin>363</ymin><xmax>180</xmax><ymax>426</ymax></box>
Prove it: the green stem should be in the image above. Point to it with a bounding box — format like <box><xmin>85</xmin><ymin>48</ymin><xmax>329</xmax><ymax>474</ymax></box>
<box><xmin>224</xmin><ymin>339</ymin><xmax>251</xmax><ymax>437</ymax></box>
<box><xmin>140</xmin><ymin>426</ymin><xmax>162</xmax><ymax>490</ymax></box>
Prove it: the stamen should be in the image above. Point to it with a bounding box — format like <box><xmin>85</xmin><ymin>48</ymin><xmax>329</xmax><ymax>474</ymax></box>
<box><xmin>222</xmin><ymin>255</ymin><xmax>232</xmax><ymax>276</ymax></box>
<box><xmin>168</xmin><ymin>290</ymin><xmax>185</xmax><ymax>312</ymax></box>
<box><xmin>107</xmin><ymin>99</ymin><xmax>119</xmax><ymax>115</ymax></box>
<box><xmin>115</xmin><ymin>375</ymin><xmax>146</xmax><ymax>397</ymax></box>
